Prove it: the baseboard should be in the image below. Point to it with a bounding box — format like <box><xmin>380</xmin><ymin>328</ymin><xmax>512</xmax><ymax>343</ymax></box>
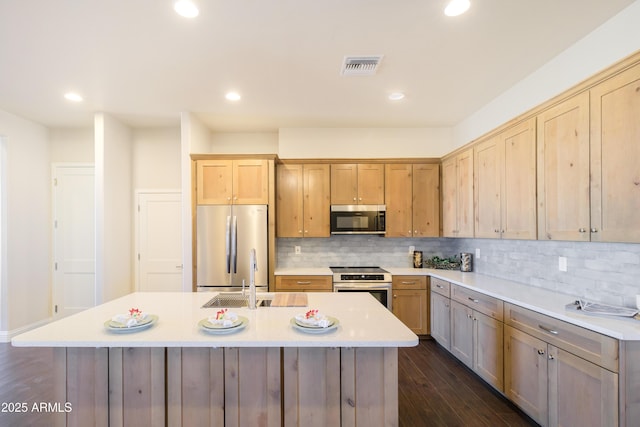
<box><xmin>0</xmin><ymin>317</ymin><xmax>52</xmax><ymax>343</ymax></box>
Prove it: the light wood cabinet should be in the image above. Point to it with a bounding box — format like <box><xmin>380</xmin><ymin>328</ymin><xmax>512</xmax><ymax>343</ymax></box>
<box><xmin>450</xmin><ymin>284</ymin><xmax>504</xmax><ymax>391</ymax></box>
<box><xmin>196</xmin><ymin>159</ymin><xmax>269</xmax><ymax>205</ymax></box>
<box><xmin>330</xmin><ymin>163</ymin><xmax>384</xmax><ymax>205</ymax></box>
<box><xmin>391</xmin><ymin>276</ymin><xmax>429</xmax><ymax>335</ymax></box>
<box><xmin>442</xmin><ymin>148</ymin><xmax>474</xmax><ymax>237</ymax></box>
<box><xmin>590</xmin><ymin>62</ymin><xmax>640</xmax><ymax>243</ymax></box>
<box><xmin>276</xmin><ymin>164</ymin><xmax>330</xmax><ymax>237</ymax></box>
<box><xmin>385</xmin><ymin>163</ymin><xmax>440</xmax><ymax>237</ymax></box>
<box><xmin>504</xmin><ymin>303</ymin><xmax>619</xmax><ymax>426</ymax></box>
<box><xmin>537</xmin><ymin>92</ymin><xmax>591</xmax><ymax>241</ymax></box>
<box><xmin>274</xmin><ymin>275</ymin><xmax>332</xmax><ymax>292</ymax></box>
<box><xmin>475</xmin><ymin>118</ymin><xmax>536</xmax><ymax>239</ymax></box>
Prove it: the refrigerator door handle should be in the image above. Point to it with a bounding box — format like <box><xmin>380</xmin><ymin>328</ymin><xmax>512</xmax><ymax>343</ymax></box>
<box><xmin>231</xmin><ymin>215</ymin><xmax>238</xmax><ymax>274</ymax></box>
<box><xmin>225</xmin><ymin>215</ymin><xmax>231</xmax><ymax>274</ymax></box>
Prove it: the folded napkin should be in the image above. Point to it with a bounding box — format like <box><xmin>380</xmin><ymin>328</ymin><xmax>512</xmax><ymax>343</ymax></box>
<box><xmin>112</xmin><ymin>308</ymin><xmax>148</xmax><ymax>327</ymax></box>
<box><xmin>208</xmin><ymin>309</ymin><xmax>239</xmax><ymax>327</ymax></box>
<box><xmin>295</xmin><ymin>309</ymin><xmax>331</xmax><ymax>328</ymax></box>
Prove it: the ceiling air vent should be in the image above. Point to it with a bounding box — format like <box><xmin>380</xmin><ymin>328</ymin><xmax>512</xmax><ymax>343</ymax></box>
<box><xmin>341</xmin><ymin>55</ymin><xmax>384</xmax><ymax>76</ymax></box>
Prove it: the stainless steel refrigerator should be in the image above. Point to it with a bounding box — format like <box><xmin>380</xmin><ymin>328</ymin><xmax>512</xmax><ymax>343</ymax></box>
<box><xmin>196</xmin><ymin>205</ymin><xmax>268</xmax><ymax>292</ymax></box>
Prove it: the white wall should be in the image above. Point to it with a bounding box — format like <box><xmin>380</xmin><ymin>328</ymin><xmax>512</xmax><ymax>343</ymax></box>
<box><xmin>132</xmin><ymin>127</ymin><xmax>181</xmax><ymax>190</ymax></box>
<box><xmin>278</xmin><ymin>127</ymin><xmax>453</xmax><ymax>158</ymax></box>
<box><xmin>0</xmin><ymin>110</ymin><xmax>51</xmax><ymax>337</ymax></box>
<box><xmin>210</xmin><ymin>132</ymin><xmax>278</xmax><ymax>154</ymax></box>
<box><xmin>95</xmin><ymin>114</ymin><xmax>133</xmax><ymax>303</ymax></box>
<box><xmin>49</xmin><ymin>128</ymin><xmax>94</xmax><ymax>163</ymax></box>
<box><xmin>454</xmin><ymin>0</ymin><xmax>640</xmax><ymax>147</ymax></box>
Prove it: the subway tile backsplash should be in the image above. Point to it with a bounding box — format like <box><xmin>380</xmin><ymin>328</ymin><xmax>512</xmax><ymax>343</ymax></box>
<box><xmin>277</xmin><ymin>236</ymin><xmax>640</xmax><ymax>308</ymax></box>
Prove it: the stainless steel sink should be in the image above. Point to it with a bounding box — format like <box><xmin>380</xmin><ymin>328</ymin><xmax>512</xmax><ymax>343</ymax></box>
<box><xmin>202</xmin><ymin>292</ymin><xmax>272</xmax><ymax>308</ymax></box>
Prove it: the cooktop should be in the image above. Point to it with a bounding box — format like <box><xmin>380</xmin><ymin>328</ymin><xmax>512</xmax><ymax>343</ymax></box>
<box><xmin>329</xmin><ymin>266</ymin><xmax>388</xmax><ymax>274</ymax></box>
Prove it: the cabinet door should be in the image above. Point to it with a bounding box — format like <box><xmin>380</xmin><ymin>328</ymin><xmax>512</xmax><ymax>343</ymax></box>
<box><xmin>501</xmin><ymin>118</ymin><xmax>537</xmax><ymax>240</ymax></box>
<box><xmin>430</xmin><ymin>291</ymin><xmax>451</xmax><ymax>350</ymax></box>
<box><xmin>474</xmin><ymin>137</ymin><xmax>501</xmax><ymax>238</ymax></box>
<box><xmin>504</xmin><ymin>325</ymin><xmax>548</xmax><ymax>426</ymax></box>
<box><xmin>412</xmin><ymin>164</ymin><xmax>440</xmax><ymax>237</ymax></box>
<box><xmin>357</xmin><ymin>164</ymin><xmax>385</xmax><ymax>204</ymax></box>
<box><xmin>196</xmin><ymin>159</ymin><xmax>233</xmax><ymax>205</ymax></box>
<box><xmin>276</xmin><ymin>165</ymin><xmax>303</xmax><ymax>237</ymax></box>
<box><xmin>474</xmin><ymin>311</ymin><xmax>504</xmax><ymax>392</ymax></box>
<box><xmin>384</xmin><ymin>164</ymin><xmax>413</xmax><ymax>237</ymax></box>
<box><xmin>590</xmin><ymin>62</ymin><xmax>640</xmax><ymax>243</ymax></box>
<box><xmin>275</xmin><ymin>275</ymin><xmax>332</xmax><ymax>292</ymax></box>
<box><xmin>233</xmin><ymin>159</ymin><xmax>269</xmax><ymax>204</ymax></box>
<box><xmin>330</xmin><ymin>164</ymin><xmax>358</xmax><ymax>204</ymax></box>
<box><xmin>303</xmin><ymin>164</ymin><xmax>330</xmax><ymax>237</ymax></box>
<box><xmin>392</xmin><ymin>289</ymin><xmax>428</xmax><ymax>335</ymax></box>
<box><xmin>537</xmin><ymin>92</ymin><xmax>590</xmax><ymax>241</ymax></box>
<box><xmin>548</xmin><ymin>345</ymin><xmax>618</xmax><ymax>427</ymax></box>
<box><xmin>450</xmin><ymin>300</ymin><xmax>473</xmax><ymax>368</ymax></box>
<box><xmin>456</xmin><ymin>149</ymin><xmax>474</xmax><ymax>237</ymax></box>
<box><xmin>441</xmin><ymin>157</ymin><xmax>457</xmax><ymax>238</ymax></box>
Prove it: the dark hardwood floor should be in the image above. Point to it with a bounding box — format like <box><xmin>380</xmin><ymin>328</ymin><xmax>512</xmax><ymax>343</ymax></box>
<box><xmin>0</xmin><ymin>339</ymin><xmax>537</xmax><ymax>426</ymax></box>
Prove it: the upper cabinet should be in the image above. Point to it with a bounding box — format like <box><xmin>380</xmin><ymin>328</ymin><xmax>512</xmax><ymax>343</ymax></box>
<box><xmin>385</xmin><ymin>163</ymin><xmax>440</xmax><ymax>237</ymax></box>
<box><xmin>442</xmin><ymin>148</ymin><xmax>474</xmax><ymax>238</ymax></box>
<box><xmin>475</xmin><ymin>118</ymin><xmax>537</xmax><ymax>240</ymax></box>
<box><xmin>537</xmin><ymin>92</ymin><xmax>591</xmax><ymax>241</ymax></box>
<box><xmin>330</xmin><ymin>163</ymin><xmax>384</xmax><ymax>205</ymax></box>
<box><xmin>196</xmin><ymin>159</ymin><xmax>269</xmax><ymax>205</ymax></box>
<box><xmin>590</xmin><ymin>62</ymin><xmax>640</xmax><ymax>243</ymax></box>
<box><xmin>276</xmin><ymin>164</ymin><xmax>330</xmax><ymax>237</ymax></box>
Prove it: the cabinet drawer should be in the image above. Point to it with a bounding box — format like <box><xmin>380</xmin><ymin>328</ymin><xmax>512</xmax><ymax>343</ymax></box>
<box><xmin>451</xmin><ymin>284</ymin><xmax>503</xmax><ymax>321</ymax></box>
<box><xmin>504</xmin><ymin>303</ymin><xmax>618</xmax><ymax>372</ymax></box>
<box><xmin>275</xmin><ymin>276</ymin><xmax>332</xmax><ymax>292</ymax></box>
<box><xmin>392</xmin><ymin>275</ymin><xmax>427</xmax><ymax>290</ymax></box>
<box><xmin>430</xmin><ymin>277</ymin><xmax>450</xmax><ymax>297</ymax></box>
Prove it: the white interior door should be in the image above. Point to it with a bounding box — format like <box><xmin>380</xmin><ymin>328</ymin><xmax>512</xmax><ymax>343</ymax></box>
<box><xmin>137</xmin><ymin>192</ymin><xmax>183</xmax><ymax>291</ymax></box>
<box><xmin>52</xmin><ymin>164</ymin><xmax>95</xmax><ymax>318</ymax></box>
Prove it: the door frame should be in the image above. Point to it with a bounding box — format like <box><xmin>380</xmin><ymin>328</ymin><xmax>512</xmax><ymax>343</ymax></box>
<box><xmin>134</xmin><ymin>190</ymin><xmax>182</xmax><ymax>291</ymax></box>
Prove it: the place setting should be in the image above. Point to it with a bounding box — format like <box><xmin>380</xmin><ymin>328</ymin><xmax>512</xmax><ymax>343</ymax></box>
<box><xmin>199</xmin><ymin>308</ymin><xmax>248</xmax><ymax>334</ymax></box>
<box><xmin>104</xmin><ymin>307</ymin><xmax>158</xmax><ymax>333</ymax></box>
<box><xmin>290</xmin><ymin>309</ymin><xmax>339</xmax><ymax>334</ymax></box>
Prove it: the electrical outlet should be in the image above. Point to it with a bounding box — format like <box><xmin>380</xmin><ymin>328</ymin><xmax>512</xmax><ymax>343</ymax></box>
<box><xmin>558</xmin><ymin>256</ymin><xmax>567</xmax><ymax>272</ymax></box>
<box><xmin>475</xmin><ymin>248</ymin><xmax>480</xmax><ymax>259</ymax></box>
<box><xmin>294</xmin><ymin>246</ymin><xmax>301</xmax><ymax>255</ymax></box>
<box><xmin>409</xmin><ymin>245</ymin><xmax>415</xmax><ymax>254</ymax></box>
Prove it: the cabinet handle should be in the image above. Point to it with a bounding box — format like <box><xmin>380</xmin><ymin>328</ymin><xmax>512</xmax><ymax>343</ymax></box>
<box><xmin>467</xmin><ymin>314</ymin><xmax>473</xmax><ymax>319</ymax></box>
<box><xmin>353</xmin><ymin>197</ymin><xmax>357</xmax><ymax>201</ymax></box>
<box><xmin>436</xmin><ymin>285</ymin><xmax>444</xmax><ymax>289</ymax></box>
<box><xmin>468</xmin><ymin>297</ymin><xmax>479</xmax><ymax>303</ymax></box>
<box><xmin>393</xmin><ymin>294</ymin><xmax>397</xmax><ymax>298</ymax></box>
<box><xmin>578</xmin><ymin>228</ymin><xmax>587</xmax><ymax>233</ymax></box>
<box><xmin>538</xmin><ymin>324</ymin><xmax>559</xmax><ymax>335</ymax></box>
<box><xmin>590</xmin><ymin>228</ymin><xmax>598</xmax><ymax>233</ymax></box>
<box><xmin>537</xmin><ymin>349</ymin><xmax>545</xmax><ymax>355</ymax></box>
<box><xmin>298</xmin><ymin>230</ymin><xmax>303</xmax><ymax>233</ymax></box>
<box><xmin>494</xmin><ymin>229</ymin><xmax>499</xmax><ymax>233</ymax></box>
<box><xmin>401</xmin><ymin>281</ymin><xmax>416</xmax><ymax>285</ymax></box>
<box><xmin>296</xmin><ymin>281</ymin><xmax>312</xmax><ymax>285</ymax></box>
<box><xmin>548</xmin><ymin>354</ymin><xmax>555</xmax><ymax>361</ymax></box>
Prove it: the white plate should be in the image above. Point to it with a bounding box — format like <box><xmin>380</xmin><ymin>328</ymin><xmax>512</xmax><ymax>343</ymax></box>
<box><xmin>290</xmin><ymin>317</ymin><xmax>339</xmax><ymax>334</ymax></box>
<box><xmin>199</xmin><ymin>316</ymin><xmax>248</xmax><ymax>334</ymax></box>
<box><xmin>200</xmin><ymin>316</ymin><xmax>243</xmax><ymax>329</ymax></box>
<box><xmin>294</xmin><ymin>316</ymin><xmax>336</xmax><ymax>329</ymax></box>
<box><xmin>105</xmin><ymin>315</ymin><xmax>158</xmax><ymax>333</ymax></box>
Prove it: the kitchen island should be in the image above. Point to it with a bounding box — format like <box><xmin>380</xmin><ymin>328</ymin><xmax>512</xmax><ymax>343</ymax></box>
<box><xmin>12</xmin><ymin>292</ymin><xmax>418</xmax><ymax>427</ymax></box>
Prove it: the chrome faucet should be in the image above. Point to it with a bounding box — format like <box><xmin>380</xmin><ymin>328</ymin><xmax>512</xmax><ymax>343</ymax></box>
<box><xmin>248</xmin><ymin>248</ymin><xmax>257</xmax><ymax>309</ymax></box>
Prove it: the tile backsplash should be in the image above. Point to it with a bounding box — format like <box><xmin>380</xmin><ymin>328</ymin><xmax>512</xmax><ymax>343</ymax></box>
<box><xmin>277</xmin><ymin>236</ymin><xmax>640</xmax><ymax>308</ymax></box>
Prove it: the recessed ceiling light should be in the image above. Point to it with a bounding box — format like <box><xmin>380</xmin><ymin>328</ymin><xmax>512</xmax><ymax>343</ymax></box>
<box><xmin>444</xmin><ymin>0</ymin><xmax>470</xmax><ymax>17</ymax></box>
<box><xmin>388</xmin><ymin>92</ymin><xmax>405</xmax><ymax>101</ymax></box>
<box><xmin>64</xmin><ymin>92</ymin><xmax>83</xmax><ymax>102</ymax></box>
<box><xmin>225</xmin><ymin>92</ymin><xmax>241</xmax><ymax>101</ymax></box>
<box><xmin>174</xmin><ymin>0</ymin><xmax>199</xmax><ymax>18</ymax></box>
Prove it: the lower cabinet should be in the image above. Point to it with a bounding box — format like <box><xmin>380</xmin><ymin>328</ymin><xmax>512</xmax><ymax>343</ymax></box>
<box><xmin>274</xmin><ymin>275</ymin><xmax>332</xmax><ymax>292</ymax></box>
<box><xmin>392</xmin><ymin>276</ymin><xmax>429</xmax><ymax>335</ymax></box>
<box><xmin>430</xmin><ymin>291</ymin><xmax>451</xmax><ymax>350</ymax></box>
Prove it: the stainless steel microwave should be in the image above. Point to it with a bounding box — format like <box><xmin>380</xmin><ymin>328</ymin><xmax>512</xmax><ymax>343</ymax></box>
<box><xmin>330</xmin><ymin>205</ymin><xmax>386</xmax><ymax>235</ymax></box>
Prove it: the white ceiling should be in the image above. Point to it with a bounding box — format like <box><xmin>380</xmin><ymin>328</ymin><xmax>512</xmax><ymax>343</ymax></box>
<box><xmin>0</xmin><ymin>0</ymin><xmax>635</xmax><ymax>131</ymax></box>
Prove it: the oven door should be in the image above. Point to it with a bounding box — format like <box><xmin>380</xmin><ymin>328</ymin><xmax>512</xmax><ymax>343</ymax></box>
<box><xmin>333</xmin><ymin>282</ymin><xmax>392</xmax><ymax>311</ymax></box>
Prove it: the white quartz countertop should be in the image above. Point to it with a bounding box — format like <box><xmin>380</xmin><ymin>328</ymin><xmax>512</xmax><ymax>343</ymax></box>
<box><xmin>12</xmin><ymin>292</ymin><xmax>418</xmax><ymax>348</ymax></box>
<box><xmin>384</xmin><ymin>267</ymin><xmax>640</xmax><ymax>341</ymax></box>
<box><xmin>274</xmin><ymin>268</ymin><xmax>332</xmax><ymax>275</ymax></box>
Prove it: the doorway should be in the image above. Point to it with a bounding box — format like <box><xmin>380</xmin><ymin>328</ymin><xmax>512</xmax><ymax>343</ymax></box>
<box><xmin>136</xmin><ymin>191</ymin><xmax>182</xmax><ymax>291</ymax></box>
<box><xmin>51</xmin><ymin>164</ymin><xmax>95</xmax><ymax>318</ymax></box>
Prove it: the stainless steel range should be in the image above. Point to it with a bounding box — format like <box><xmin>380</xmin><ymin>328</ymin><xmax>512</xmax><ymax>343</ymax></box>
<box><xmin>331</xmin><ymin>266</ymin><xmax>392</xmax><ymax>310</ymax></box>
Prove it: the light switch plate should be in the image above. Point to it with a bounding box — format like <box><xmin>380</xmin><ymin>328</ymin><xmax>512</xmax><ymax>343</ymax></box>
<box><xmin>475</xmin><ymin>248</ymin><xmax>480</xmax><ymax>259</ymax></box>
<box><xmin>558</xmin><ymin>256</ymin><xmax>567</xmax><ymax>272</ymax></box>
<box><xmin>409</xmin><ymin>245</ymin><xmax>415</xmax><ymax>254</ymax></box>
<box><xmin>294</xmin><ymin>246</ymin><xmax>301</xmax><ymax>255</ymax></box>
